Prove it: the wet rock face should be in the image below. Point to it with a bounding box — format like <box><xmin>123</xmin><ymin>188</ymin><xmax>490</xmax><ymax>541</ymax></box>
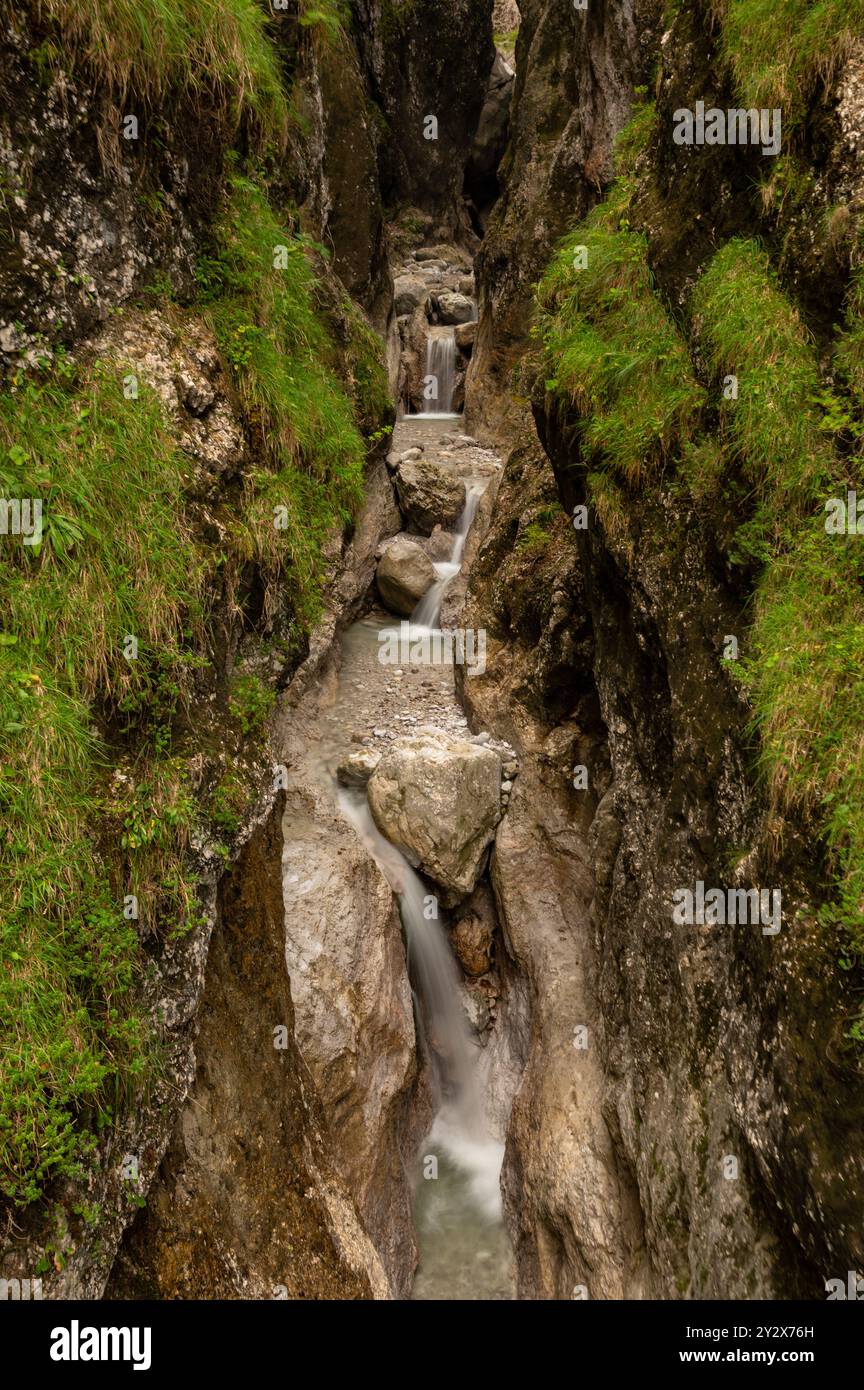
<box><xmin>0</xmin><ymin>8</ymin><xmax>395</xmax><ymax>372</ymax></box>
<box><xmin>450</xmin><ymin>886</ymin><xmax>497</xmax><ymax>976</ymax></box>
<box><xmin>281</xmin><ymin>780</ymin><xmax>421</xmax><ymax>1297</ymax></box>
<box><xmin>107</xmin><ymin>806</ymin><xmax>390</xmax><ymax>1301</ymax></box>
<box><xmin>533</xmin><ymin>403</ymin><xmax>864</xmax><ymax>1300</ymax></box>
<box><xmin>352</xmin><ymin>0</ymin><xmax>495</xmax><ymax>235</ymax></box>
<box><xmin>458</xmin><ymin>402</ymin><xmax>861</xmax><ymax>1297</ymax></box>
<box><xmin>464</xmin><ymin>50</ymin><xmax>515</xmax><ymax>227</ymax></box>
<box><xmin>457</xmin><ymin>437</ymin><xmax>645</xmax><ymax>1299</ymax></box>
<box><xmin>0</xmin><ymin>13</ymin><xmax>222</xmax><ymax>368</ymax></box>
<box><xmin>300</xmin><ymin>25</ymin><xmax>393</xmax><ymax>330</ymax></box>
<box><xmin>465</xmin><ymin>0</ymin><xmax>658</xmax><ymax>435</ymax></box>
<box><xmin>454</xmin><ymin>320</ymin><xmax>477</xmax><ymax>352</ymax></box>
<box><xmin>367</xmin><ymin>730</ymin><xmax>503</xmax><ymax>899</ymax></box>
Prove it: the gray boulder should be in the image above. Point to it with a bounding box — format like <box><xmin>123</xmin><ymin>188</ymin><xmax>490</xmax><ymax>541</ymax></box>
<box><xmin>367</xmin><ymin>730</ymin><xmax>502</xmax><ymax>897</ymax></box>
<box><xmin>376</xmin><ymin>536</ymin><xmax>436</xmax><ymax>615</ymax></box>
<box><xmin>396</xmin><ymin>458</ymin><xmax>466</xmax><ymax>534</ymax></box>
<box><xmin>435</xmin><ymin>291</ymin><xmax>474</xmax><ymax>325</ymax></box>
<box><xmin>336</xmin><ymin>748</ymin><xmax>382</xmax><ymax>788</ymax></box>
<box><xmin>394</xmin><ymin>276</ymin><xmax>429</xmax><ymax>316</ymax></box>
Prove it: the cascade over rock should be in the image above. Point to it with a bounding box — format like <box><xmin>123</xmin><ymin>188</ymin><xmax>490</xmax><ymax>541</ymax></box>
<box><xmin>367</xmin><ymin>731</ymin><xmax>503</xmax><ymax>899</ymax></box>
<box><xmin>2</xmin><ymin>0</ymin><xmax>862</xmax><ymax>1315</ymax></box>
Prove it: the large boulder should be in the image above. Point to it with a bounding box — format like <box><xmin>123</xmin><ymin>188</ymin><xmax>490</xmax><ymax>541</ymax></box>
<box><xmin>376</xmin><ymin>536</ymin><xmax>435</xmax><ymax>616</ymax></box>
<box><xmin>394</xmin><ymin>275</ymin><xmax>429</xmax><ymax>317</ymax></box>
<box><xmin>366</xmin><ymin>731</ymin><xmax>502</xmax><ymax>897</ymax></box>
<box><xmin>396</xmin><ymin>458</ymin><xmax>466</xmax><ymax>534</ymax></box>
<box><xmin>435</xmin><ymin>291</ymin><xmax>475</xmax><ymax>325</ymax></box>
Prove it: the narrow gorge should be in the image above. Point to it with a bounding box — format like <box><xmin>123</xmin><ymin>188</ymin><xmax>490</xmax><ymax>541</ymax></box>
<box><xmin>1</xmin><ymin>0</ymin><xmax>863</xmax><ymax>1317</ymax></box>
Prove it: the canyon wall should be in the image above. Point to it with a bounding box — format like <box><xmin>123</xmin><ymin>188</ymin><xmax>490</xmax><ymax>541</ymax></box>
<box><xmin>2</xmin><ymin>0</ymin><xmax>861</xmax><ymax>1304</ymax></box>
<box><xmin>461</xmin><ymin>0</ymin><xmax>864</xmax><ymax>1298</ymax></box>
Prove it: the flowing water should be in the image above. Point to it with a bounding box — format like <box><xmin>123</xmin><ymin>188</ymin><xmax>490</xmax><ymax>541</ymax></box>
<box><xmin>421</xmin><ymin>327</ymin><xmax>457</xmax><ymax>418</ymax></box>
<box><xmin>337</xmin><ymin>786</ymin><xmax>512</xmax><ymax>1301</ymax></box>
<box><xmin>293</xmin><ymin>451</ymin><xmax>514</xmax><ymax>1299</ymax></box>
<box><xmin>409</xmin><ymin>484</ymin><xmax>482</xmax><ymax>631</ymax></box>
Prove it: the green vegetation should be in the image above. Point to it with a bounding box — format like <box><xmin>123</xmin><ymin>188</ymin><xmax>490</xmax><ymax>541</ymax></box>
<box><xmin>298</xmin><ymin>0</ymin><xmax>348</xmax><ymax>43</ymax></box>
<box><xmin>695</xmin><ymin>241</ymin><xmax>864</xmax><ymax>1001</ymax></box>
<box><xmin>537</xmin><ymin>218</ymin><xmax>703</xmax><ymax>485</ymax></box>
<box><xmin>208</xmin><ymin>766</ymin><xmax>252</xmax><ymax>835</ymax></box>
<box><xmin>836</xmin><ymin>256</ymin><xmax>864</xmax><ymax>412</ymax></box>
<box><xmin>538</xmin><ymin>105</ymin><xmax>864</xmax><ymax>1038</ymax></box>
<box><xmin>493</xmin><ymin>28</ymin><xmax>518</xmax><ymax>60</ymax></box>
<box><xmin>0</xmin><ymin>168</ymin><xmax>389</xmax><ymax>1206</ymax></box>
<box><xmin>535</xmin><ymin>102</ymin><xmax>697</xmax><ymax>488</ymax></box>
<box><xmin>748</xmin><ymin>525</ymin><xmax>864</xmax><ymax>990</ymax></box>
<box><xmin>0</xmin><ymin>361</ymin><xmax>204</xmax><ymax>1204</ymax></box>
<box><xmin>709</xmin><ymin>0</ymin><xmax>864</xmax><ymax>112</ymax></box>
<box><xmin>196</xmin><ymin>171</ymin><xmax>372</xmax><ymax>627</ymax></box>
<box><xmin>228</xmin><ymin>670</ymin><xmax>276</xmax><ymax>736</ymax></box>
<box><xmin>692</xmin><ymin>238</ymin><xmax>834</xmax><ymax>518</ymax></box>
<box><xmin>516</xmin><ymin>522</ymin><xmax>552</xmax><ymax>554</ymax></box>
<box><xmin>31</xmin><ymin>0</ymin><xmax>288</xmax><ymax>140</ymax></box>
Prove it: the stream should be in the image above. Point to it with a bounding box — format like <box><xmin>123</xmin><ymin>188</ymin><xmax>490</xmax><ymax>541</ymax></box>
<box><xmin>285</xmin><ymin>415</ymin><xmax>515</xmax><ymax>1299</ymax></box>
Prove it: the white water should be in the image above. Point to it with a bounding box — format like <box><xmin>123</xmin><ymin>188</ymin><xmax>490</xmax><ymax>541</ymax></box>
<box><xmin>410</xmin><ymin>485</ymin><xmax>482</xmax><ymax>631</ymax></box>
<box><xmin>295</xmin><ymin>421</ymin><xmax>512</xmax><ymax>1298</ymax></box>
<box><xmin>337</xmin><ymin>787</ymin><xmax>509</xmax><ymax>1296</ymax></box>
<box><xmin>337</xmin><ymin>790</ymin><xmax>481</xmax><ymax>1121</ymax></box>
<box><xmin>421</xmin><ymin>328</ymin><xmax>457</xmax><ymax>415</ymax></box>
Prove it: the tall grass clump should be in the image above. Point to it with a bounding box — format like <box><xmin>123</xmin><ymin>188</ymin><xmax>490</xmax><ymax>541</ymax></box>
<box><xmin>29</xmin><ymin>0</ymin><xmax>288</xmax><ymax>140</ymax></box>
<box><xmin>537</xmin><ymin>220</ymin><xmax>703</xmax><ymax>485</ymax></box>
<box><xmin>692</xmin><ymin>238</ymin><xmax>835</xmax><ymax>516</ymax></box>
<box><xmin>196</xmin><ymin>173</ymin><xmax>369</xmax><ymax>625</ymax></box>
<box><xmin>694</xmin><ymin>238</ymin><xmax>864</xmax><ymax>1009</ymax></box>
<box><xmin>536</xmin><ymin>102</ymin><xmax>702</xmax><ymax>486</ymax></box>
<box><xmin>709</xmin><ymin>0</ymin><xmax>864</xmax><ymax>113</ymax></box>
<box><xmin>0</xmin><ymin>360</ymin><xmax>205</xmax><ymax>1204</ymax></box>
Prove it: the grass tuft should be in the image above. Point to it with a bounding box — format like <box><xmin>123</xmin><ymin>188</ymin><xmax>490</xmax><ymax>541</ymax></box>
<box><xmin>537</xmin><ymin>217</ymin><xmax>704</xmax><ymax>485</ymax></box>
<box><xmin>709</xmin><ymin>0</ymin><xmax>864</xmax><ymax>112</ymax></box>
<box><xmin>691</xmin><ymin>237</ymin><xmax>835</xmax><ymax>523</ymax></box>
<box><xmin>197</xmin><ymin>172</ymin><xmax>372</xmax><ymax>627</ymax></box>
<box><xmin>29</xmin><ymin>0</ymin><xmax>289</xmax><ymax>141</ymax></box>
